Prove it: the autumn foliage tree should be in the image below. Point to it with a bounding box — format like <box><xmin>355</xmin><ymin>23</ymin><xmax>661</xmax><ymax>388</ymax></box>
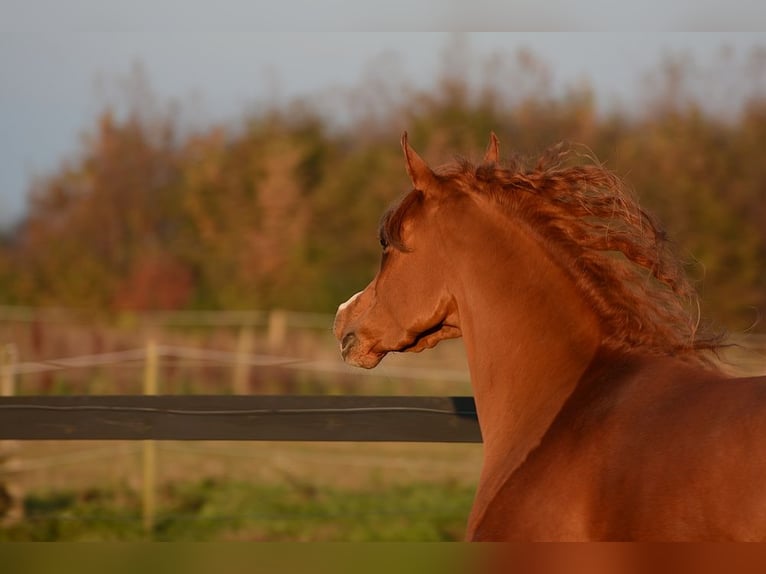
<box><xmin>1</xmin><ymin>48</ymin><xmax>764</xmax><ymax>333</ymax></box>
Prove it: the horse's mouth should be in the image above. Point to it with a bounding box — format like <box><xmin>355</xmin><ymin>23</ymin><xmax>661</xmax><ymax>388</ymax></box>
<box><xmin>340</xmin><ymin>332</ymin><xmax>387</xmax><ymax>369</ymax></box>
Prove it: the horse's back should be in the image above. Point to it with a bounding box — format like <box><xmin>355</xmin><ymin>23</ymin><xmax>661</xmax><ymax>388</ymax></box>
<box><xmin>471</xmin><ymin>358</ymin><xmax>766</xmax><ymax>541</ymax></box>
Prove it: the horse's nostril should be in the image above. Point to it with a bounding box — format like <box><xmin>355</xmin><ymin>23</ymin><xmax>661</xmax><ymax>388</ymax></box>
<box><xmin>341</xmin><ymin>332</ymin><xmax>357</xmax><ymax>355</ymax></box>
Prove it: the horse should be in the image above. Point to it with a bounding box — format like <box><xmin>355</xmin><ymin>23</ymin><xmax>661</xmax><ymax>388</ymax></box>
<box><xmin>333</xmin><ymin>132</ymin><xmax>766</xmax><ymax>541</ymax></box>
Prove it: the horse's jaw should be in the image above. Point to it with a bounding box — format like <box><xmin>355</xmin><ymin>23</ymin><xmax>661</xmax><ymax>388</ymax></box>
<box><xmin>397</xmin><ymin>323</ymin><xmax>462</xmax><ymax>354</ymax></box>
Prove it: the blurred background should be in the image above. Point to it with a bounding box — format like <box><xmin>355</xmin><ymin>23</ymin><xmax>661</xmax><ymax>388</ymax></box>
<box><xmin>1</xmin><ymin>14</ymin><xmax>766</xmax><ymax>540</ymax></box>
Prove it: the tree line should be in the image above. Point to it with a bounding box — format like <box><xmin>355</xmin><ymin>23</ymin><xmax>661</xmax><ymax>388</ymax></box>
<box><xmin>0</xmin><ymin>49</ymin><xmax>764</xmax><ymax>333</ymax></box>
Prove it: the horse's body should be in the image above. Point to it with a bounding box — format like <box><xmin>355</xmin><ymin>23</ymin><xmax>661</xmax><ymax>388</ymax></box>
<box><xmin>333</xmin><ymin>133</ymin><xmax>766</xmax><ymax>541</ymax></box>
<box><xmin>471</xmin><ymin>356</ymin><xmax>766</xmax><ymax>540</ymax></box>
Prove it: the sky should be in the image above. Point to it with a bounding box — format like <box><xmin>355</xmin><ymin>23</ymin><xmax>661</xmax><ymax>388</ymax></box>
<box><xmin>1</xmin><ymin>2</ymin><xmax>765</xmax><ymax>228</ymax></box>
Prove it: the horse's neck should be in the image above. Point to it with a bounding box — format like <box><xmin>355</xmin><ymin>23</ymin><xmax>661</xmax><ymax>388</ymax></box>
<box><xmin>448</xmin><ymin>204</ymin><xmax>602</xmax><ymax>492</ymax></box>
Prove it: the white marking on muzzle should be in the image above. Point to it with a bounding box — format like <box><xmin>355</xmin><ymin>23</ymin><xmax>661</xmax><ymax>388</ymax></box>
<box><xmin>337</xmin><ymin>291</ymin><xmax>363</xmax><ymax>314</ymax></box>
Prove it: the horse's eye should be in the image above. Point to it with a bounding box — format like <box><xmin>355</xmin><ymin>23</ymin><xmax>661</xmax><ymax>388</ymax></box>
<box><xmin>379</xmin><ymin>236</ymin><xmax>389</xmax><ymax>251</ymax></box>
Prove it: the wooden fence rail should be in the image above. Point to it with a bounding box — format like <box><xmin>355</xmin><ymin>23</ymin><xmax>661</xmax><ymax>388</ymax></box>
<box><xmin>0</xmin><ymin>395</ymin><xmax>481</xmax><ymax>443</ymax></box>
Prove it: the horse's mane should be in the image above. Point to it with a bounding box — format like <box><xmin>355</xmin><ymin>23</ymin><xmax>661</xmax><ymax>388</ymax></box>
<box><xmin>383</xmin><ymin>143</ymin><xmax>721</xmax><ymax>364</ymax></box>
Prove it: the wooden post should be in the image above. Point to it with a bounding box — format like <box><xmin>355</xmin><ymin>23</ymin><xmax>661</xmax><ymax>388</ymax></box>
<box><xmin>232</xmin><ymin>326</ymin><xmax>254</xmax><ymax>394</ymax></box>
<box><xmin>267</xmin><ymin>309</ymin><xmax>288</xmax><ymax>352</ymax></box>
<box><xmin>142</xmin><ymin>339</ymin><xmax>158</xmax><ymax>536</ymax></box>
<box><xmin>0</xmin><ymin>344</ymin><xmax>22</xmax><ymax>525</ymax></box>
<box><xmin>0</xmin><ymin>343</ymin><xmax>16</xmax><ymax>397</ymax></box>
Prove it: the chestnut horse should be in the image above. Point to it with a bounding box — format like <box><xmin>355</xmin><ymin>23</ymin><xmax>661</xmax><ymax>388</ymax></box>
<box><xmin>333</xmin><ymin>132</ymin><xmax>766</xmax><ymax>541</ymax></box>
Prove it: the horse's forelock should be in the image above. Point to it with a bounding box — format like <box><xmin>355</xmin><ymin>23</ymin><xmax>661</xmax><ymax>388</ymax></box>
<box><xmin>379</xmin><ymin>189</ymin><xmax>424</xmax><ymax>252</ymax></box>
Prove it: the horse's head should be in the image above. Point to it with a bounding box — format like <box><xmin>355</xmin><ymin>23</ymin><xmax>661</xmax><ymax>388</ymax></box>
<box><xmin>333</xmin><ymin>132</ymin><xmax>499</xmax><ymax>368</ymax></box>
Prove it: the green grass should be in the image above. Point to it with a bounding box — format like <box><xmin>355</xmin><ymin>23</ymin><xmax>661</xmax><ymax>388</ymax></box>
<box><xmin>0</xmin><ymin>478</ymin><xmax>475</xmax><ymax>541</ymax></box>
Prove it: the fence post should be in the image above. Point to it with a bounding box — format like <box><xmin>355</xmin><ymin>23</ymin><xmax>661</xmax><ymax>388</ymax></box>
<box><xmin>142</xmin><ymin>339</ymin><xmax>159</xmax><ymax>536</ymax></box>
<box><xmin>1</xmin><ymin>343</ymin><xmax>16</xmax><ymax>397</ymax></box>
<box><xmin>267</xmin><ymin>309</ymin><xmax>288</xmax><ymax>352</ymax></box>
<box><xmin>0</xmin><ymin>344</ymin><xmax>23</xmax><ymax>525</ymax></box>
<box><xmin>232</xmin><ymin>326</ymin><xmax>254</xmax><ymax>394</ymax></box>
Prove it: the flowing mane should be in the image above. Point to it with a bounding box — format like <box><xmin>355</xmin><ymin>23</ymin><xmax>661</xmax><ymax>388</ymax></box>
<box><xmin>381</xmin><ymin>142</ymin><xmax>719</xmax><ymax>363</ymax></box>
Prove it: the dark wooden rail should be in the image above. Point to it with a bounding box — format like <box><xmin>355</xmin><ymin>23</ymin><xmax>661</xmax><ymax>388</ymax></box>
<box><xmin>0</xmin><ymin>395</ymin><xmax>481</xmax><ymax>442</ymax></box>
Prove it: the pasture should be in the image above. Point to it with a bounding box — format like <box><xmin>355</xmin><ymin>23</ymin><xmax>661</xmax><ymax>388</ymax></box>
<box><xmin>0</xmin><ymin>309</ymin><xmax>483</xmax><ymax>541</ymax></box>
<box><xmin>0</xmin><ymin>308</ymin><xmax>763</xmax><ymax>540</ymax></box>
<box><xmin>1</xmin><ymin>441</ymin><xmax>481</xmax><ymax>541</ymax></box>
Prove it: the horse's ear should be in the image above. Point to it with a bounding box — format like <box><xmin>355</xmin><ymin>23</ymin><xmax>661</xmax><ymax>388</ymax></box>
<box><xmin>483</xmin><ymin>132</ymin><xmax>500</xmax><ymax>163</ymax></box>
<box><xmin>401</xmin><ymin>132</ymin><xmax>436</xmax><ymax>191</ymax></box>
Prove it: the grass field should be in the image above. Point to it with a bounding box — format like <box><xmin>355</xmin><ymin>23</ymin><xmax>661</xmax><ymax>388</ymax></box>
<box><xmin>1</xmin><ymin>478</ymin><xmax>476</xmax><ymax>542</ymax></box>
<box><xmin>0</xmin><ymin>440</ymin><xmax>483</xmax><ymax>541</ymax></box>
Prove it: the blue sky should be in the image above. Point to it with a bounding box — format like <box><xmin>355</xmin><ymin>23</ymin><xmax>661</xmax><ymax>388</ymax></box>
<box><xmin>1</xmin><ymin>3</ymin><xmax>765</xmax><ymax>228</ymax></box>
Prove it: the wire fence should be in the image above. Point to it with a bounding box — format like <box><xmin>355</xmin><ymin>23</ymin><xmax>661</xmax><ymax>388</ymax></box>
<box><xmin>4</xmin><ymin>344</ymin><xmax>471</xmax><ymax>385</ymax></box>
